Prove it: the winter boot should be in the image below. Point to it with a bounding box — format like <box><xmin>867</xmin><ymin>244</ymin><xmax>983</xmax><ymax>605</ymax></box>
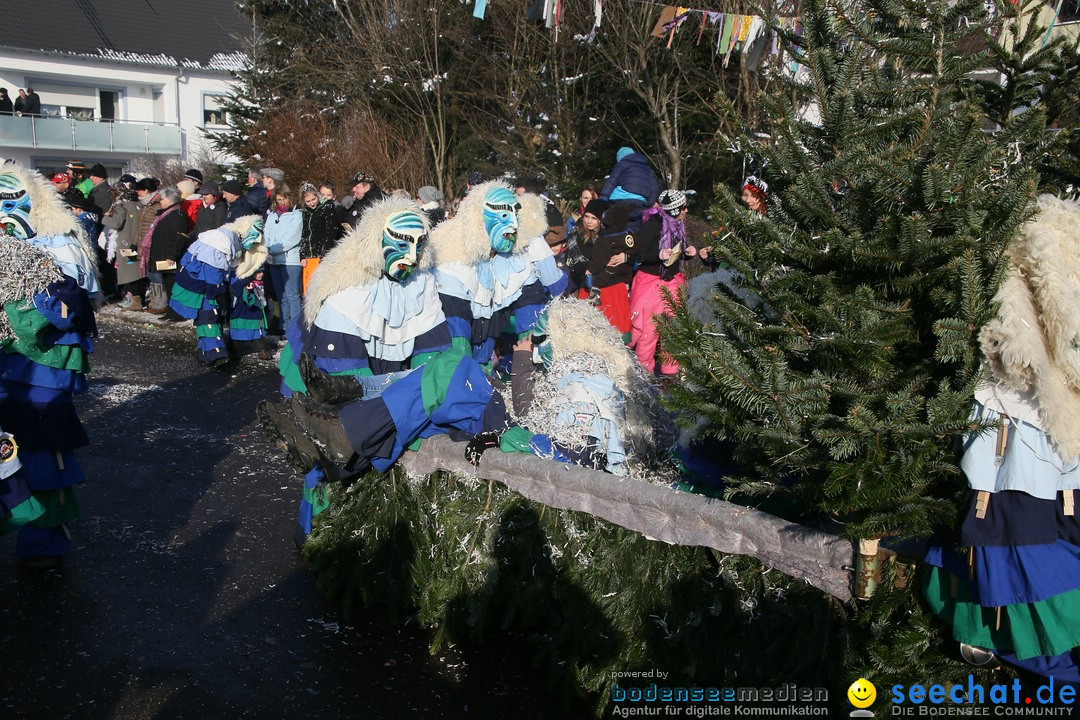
<box><xmin>288</xmin><ymin>394</ymin><xmax>356</xmax><ymax>464</ymax></box>
<box><xmin>298</xmin><ymin>353</ymin><xmax>365</xmax><ymax>405</ymax></box>
<box><xmin>257</xmin><ymin>400</ymin><xmax>320</xmax><ymax>472</ymax></box>
<box><xmin>122</xmin><ymin>293</ymin><xmax>145</xmax><ymax>312</ymax></box>
<box><xmin>146</xmin><ymin>283</ymin><xmax>167</xmax><ymax>314</ymax></box>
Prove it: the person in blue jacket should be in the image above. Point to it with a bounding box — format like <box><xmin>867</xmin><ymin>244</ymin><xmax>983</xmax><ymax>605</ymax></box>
<box><xmin>264</xmin><ymin>185</ymin><xmax>304</xmax><ymax>336</ymax></box>
<box><xmin>599</xmin><ymin>146</ymin><xmax>661</xmax><ymax>232</ymax></box>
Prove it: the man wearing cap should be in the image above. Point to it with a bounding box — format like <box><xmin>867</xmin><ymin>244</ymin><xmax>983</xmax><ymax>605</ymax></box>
<box><xmin>193</xmin><ymin>181</ymin><xmax>228</xmax><ymax>236</ymax></box>
<box><xmin>67</xmin><ymin>161</ymin><xmax>92</xmax><ymax>198</ymax></box>
<box><xmin>49</xmin><ymin>170</ymin><xmax>79</xmax><ymax>205</ymax></box>
<box><xmin>345</xmin><ymin>171</ymin><xmax>385</xmax><ymax>229</ymax></box>
<box><xmin>222</xmin><ymin>179</ymin><xmax>256</xmax><ymax>222</ymax></box>
<box><xmin>261</xmin><ymin>167</ymin><xmax>284</xmax><ymax>212</ymax></box>
<box><xmin>86</xmin><ymin>164</ymin><xmax>118</xmax><ymax>297</ymax></box>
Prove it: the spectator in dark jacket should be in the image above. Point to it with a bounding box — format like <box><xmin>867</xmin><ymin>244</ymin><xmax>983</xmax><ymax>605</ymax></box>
<box><xmin>87</xmin><ymin>164</ymin><xmax>112</xmax><ymax>216</ymax></box>
<box><xmin>87</xmin><ymin>163</ymin><xmax>118</xmax><ymax>298</ymax></box>
<box><xmin>299</xmin><ymin>184</ymin><xmax>343</xmax><ymax>295</ymax></box>
<box><xmin>417</xmin><ymin>185</ymin><xmax>447</xmax><ymax>227</ymax></box>
<box><xmin>245</xmin><ymin>168</ymin><xmax>270</xmax><ymax>216</ymax></box>
<box><xmin>222</xmin><ymin>179</ymin><xmax>256</xmax><ymax>222</ymax></box>
<box><xmin>145</xmin><ymin>186</ymin><xmax>191</xmax><ymax>313</ymax></box>
<box><xmin>20</xmin><ymin>87</ymin><xmax>42</xmax><ymax>116</ymax></box>
<box><xmin>193</xmin><ymin>181</ymin><xmax>228</xmax><ymax>236</ymax></box>
<box><xmin>0</xmin><ymin>88</ymin><xmax>12</xmax><ymax>115</ymax></box>
<box><xmin>599</xmin><ymin>146</ymin><xmax>660</xmax><ymax>208</ymax></box>
<box><xmin>576</xmin><ymin>200</ymin><xmax>633</xmax><ymax>341</ymax></box>
<box><xmin>344</xmin><ymin>171</ymin><xmax>386</xmax><ymax>228</ymax></box>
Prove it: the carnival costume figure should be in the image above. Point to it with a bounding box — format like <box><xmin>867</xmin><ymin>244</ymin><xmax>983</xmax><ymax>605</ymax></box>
<box><xmin>169</xmin><ymin>215</ymin><xmax>266</xmax><ymax>365</ymax></box>
<box><xmin>428</xmin><ymin>180</ymin><xmax>568</xmax><ymax>368</ymax></box>
<box><xmin>262</xmin><ymin>197</ymin><xmax>453</xmax><ymax>537</ymax></box>
<box><xmin>277</xmin><ymin>195</ymin><xmax>452</xmax><ymax>396</ymax></box>
<box><xmin>0</xmin><ymin>163</ymin><xmax>100</xmax><ymax>566</ymax></box>
<box><xmin>922</xmin><ymin>195</ymin><xmax>1080</xmax><ymax>683</ymax></box>
<box><xmin>228</xmin><ymin>227</ymin><xmax>271</xmax><ymax>355</ymax></box>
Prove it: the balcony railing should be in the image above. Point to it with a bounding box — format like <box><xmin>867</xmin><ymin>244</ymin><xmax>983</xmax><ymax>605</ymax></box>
<box><xmin>0</xmin><ymin>115</ymin><xmax>181</xmax><ymax>155</ymax></box>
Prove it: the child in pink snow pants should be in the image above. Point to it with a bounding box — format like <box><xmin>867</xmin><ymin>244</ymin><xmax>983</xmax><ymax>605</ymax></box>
<box><xmin>630</xmin><ymin>271</ymin><xmax>684</xmax><ymax>375</ymax></box>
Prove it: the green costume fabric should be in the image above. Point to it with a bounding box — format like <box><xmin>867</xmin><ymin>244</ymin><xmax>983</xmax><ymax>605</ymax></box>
<box><xmin>420</xmin><ymin>348</ymin><xmax>469</xmax><ymax>417</ymax></box>
<box><xmin>922</xmin><ymin>565</ymin><xmax>1080</xmax><ymax>660</ymax></box>
<box><xmin>1</xmin><ymin>303</ymin><xmax>89</xmax><ymax>373</ymax></box>
<box><xmin>0</xmin><ymin>495</ymin><xmax>45</xmax><ymax>534</ymax></box>
<box><xmin>499</xmin><ymin>426</ymin><xmax>535</xmax><ymax>454</ymax></box>
<box><xmin>29</xmin><ymin>488</ymin><xmax>81</xmax><ymax>528</ymax></box>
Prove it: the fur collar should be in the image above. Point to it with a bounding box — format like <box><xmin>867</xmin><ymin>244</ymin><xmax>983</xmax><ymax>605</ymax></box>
<box><xmin>427</xmin><ymin>180</ymin><xmax>548</xmax><ymax>267</ymax></box>
<box><xmin>1</xmin><ymin>162</ymin><xmax>96</xmax><ymax>271</ymax></box>
<box><xmin>303</xmin><ymin>196</ymin><xmax>429</xmax><ymax>328</ymax></box>
<box><xmin>981</xmin><ymin>194</ymin><xmax>1080</xmax><ymax>458</ymax></box>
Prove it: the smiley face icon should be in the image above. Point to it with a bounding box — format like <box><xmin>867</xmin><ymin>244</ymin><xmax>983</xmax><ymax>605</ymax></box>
<box><xmin>848</xmin><ymin>678</ymin><xmax>876</xmax><ymax>708</ymax></box>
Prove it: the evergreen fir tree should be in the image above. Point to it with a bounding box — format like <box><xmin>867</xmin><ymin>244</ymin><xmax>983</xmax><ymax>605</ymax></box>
<box><xmin>210</xmin><ymin>0</ymin><xmax>349</xmax><ymax>165</ymax></box>
<box><xmin>661</xmin><ymin>0</ymin><xmax>1073</xmax><ymax>542</ymax></box>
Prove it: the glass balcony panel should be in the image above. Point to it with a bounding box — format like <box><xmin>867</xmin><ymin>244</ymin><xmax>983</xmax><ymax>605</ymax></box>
<box><xmin>111</xmin><ymin>123</ymin><xmax>148</xmax><ymax>153</ymax></box>
<box><xmin>0</xmin><ymin>116</ymin><xmax>36</xmax><ymax>148</ymax></box>
<box><xmin>74</xmin><ymin>120</ymin><xmax>112</xmax><ymax>152</ymax></box>
<box><xmin>33</xmin><ymin>118</ymin><xmax>76</xmax><ymax>149</ymax></box>
<box><xmin>146</xmin><ymin>124</ymin><xmax>182</xmax><ymax>154</ymax></box>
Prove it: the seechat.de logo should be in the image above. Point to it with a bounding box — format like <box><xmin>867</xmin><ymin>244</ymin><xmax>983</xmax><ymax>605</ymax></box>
<box><xmin>848</xmin><ymin>678</ymin><xmax>876</xmax><ymax>718</ymax></box>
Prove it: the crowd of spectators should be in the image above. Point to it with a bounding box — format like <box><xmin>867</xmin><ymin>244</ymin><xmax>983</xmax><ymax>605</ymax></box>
<box><xmin>32</xmin><ymin>149</ymin><xmax>767</xmax><ymax>375</ymax></box>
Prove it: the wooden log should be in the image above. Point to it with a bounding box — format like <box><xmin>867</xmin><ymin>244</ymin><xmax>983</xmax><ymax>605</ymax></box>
<box><xmin>398</xmin><ymin>434</ymin><xmax>855</xmax><ymax>602</ymax></box>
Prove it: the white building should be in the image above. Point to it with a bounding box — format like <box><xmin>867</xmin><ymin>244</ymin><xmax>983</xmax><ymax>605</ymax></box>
<box><xmin>0</xmin><ymin>0</ymin><xmax>248</xmax><ymax>178</ymax></box>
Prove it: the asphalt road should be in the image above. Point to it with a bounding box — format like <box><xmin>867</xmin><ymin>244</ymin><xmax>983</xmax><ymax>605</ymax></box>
<box><xmin>0</xmin><ymin>307</ymin><xmax>589</xmax><ymax>720</ymax></box>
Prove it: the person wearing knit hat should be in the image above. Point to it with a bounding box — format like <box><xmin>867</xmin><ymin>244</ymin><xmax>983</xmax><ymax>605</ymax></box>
<box><xmin>741</xmin><ymin>176</ymin><xmax>768</xmax><ymax>215</ymax></box>
<box><xmin>659</xmin><ymin>189</ymin><xmax>687</xmax><ymax>216</ymax></box>
<box><xmin>416</xmin><ymin>185</ymin><xmax>446</xmax><ymax>227</ymax></box>
<box><xmin>184</xmin><ymin>168</ymin><xmax>203</xmax><ymax>186</ymax></box>
<box><xmin>193</xmin><ymin>181</ymin><xmax>227</xmax><ymax>236</ymax></box>
<box><xmin>628</xmin><ymin>189</ymin><xmax>698</xmax><ymax>377</ymax></box>
<box><xmin>89</xmin><ymin>163</ymin><xmax>108</xmax><ymax>179</ymax></box>
<box><xmin>221</xmin><ymin>179</ymin><xmax>257</xmax><ymax>222</ymax></box>
<box><xmin>569</xmin><ymin>198</ymin><xmax>634</xmax><ymax>341</ymax></box>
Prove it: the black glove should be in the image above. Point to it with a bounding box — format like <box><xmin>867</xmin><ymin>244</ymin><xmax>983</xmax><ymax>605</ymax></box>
<box><xmin>465</xmin><ymin>431</ymin><xmax>502</xmax><ymax>466</ymax></box>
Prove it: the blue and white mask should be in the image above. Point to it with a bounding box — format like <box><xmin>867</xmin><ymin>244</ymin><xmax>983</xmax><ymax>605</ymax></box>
<box><xmin>0</xmin><ymin>172</ymin><xmax>34</xmax><ymax>240</ymax></box>
<box><xmin>382</xmin><ymin>210</ymin><xmax>427</xmax><ymax>282</ymax></box>
<box><xmin>242</xmin><ymin>218</ymin><xmax>265</xmax><ymax>249</ymax></box>
<box><xmin>483</xmin><ymin>187</ymin><xmax>520</xmax><ymax>254</ymax></box>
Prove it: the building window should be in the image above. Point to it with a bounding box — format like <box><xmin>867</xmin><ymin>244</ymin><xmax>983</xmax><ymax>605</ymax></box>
<box><xmin>1059</xmin><ymin>0</ymin><xmax>1080</xmax><ymax>22</ymax></box>
<box><xmin>203</xmin><ymin>95</ymin><xmax>228</xmax><ymax>128</ymax></box>
<box><xmin>67</xmin><ymin>106</ymin><xmax>95</xmax><ymax>121</ymax></box>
